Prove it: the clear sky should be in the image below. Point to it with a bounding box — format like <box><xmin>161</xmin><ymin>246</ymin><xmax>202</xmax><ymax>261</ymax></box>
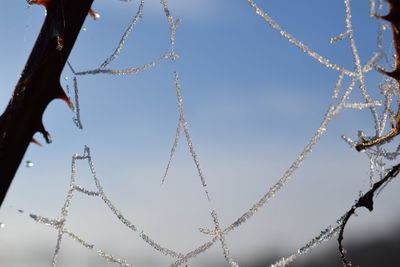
<box><xmin>1</xmin><ymin>0</ymin><xmax>400</xmax><ymax>266</ymax></box>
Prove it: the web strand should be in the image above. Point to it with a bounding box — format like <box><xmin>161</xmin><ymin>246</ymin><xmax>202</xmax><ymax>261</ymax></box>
<box><xmin>72</xmin><ymin>76</ymin><xmax>83</xmax><ymax>129</ymax></box>
<box><xmin>99</xmin><ymin>0</ymin><xmax>145</xmax><ymax>69</ymax></box>
<box><xmin>245</xmin><ymin>0</ymin><xmax>356</xmax><ymax>76</ymax></box>
<box><xmin>173</xmin><ymin>72</ymin><xmax>211</xmax><ymax>201</ymax></box>
<box><xmin>25</xmin><ymin>0</ymin><xmax>399</xmax><ymax>266</ymax></box>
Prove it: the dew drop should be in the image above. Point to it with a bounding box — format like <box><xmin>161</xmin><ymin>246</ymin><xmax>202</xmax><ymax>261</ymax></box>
<box><xmin>0</xmin><ymin>223</ymin><xmax>5</xmax><ymax>229</ymax></box>
<box><xmin>82</xmin><ymin>27</ymin><xmax>87</xmax><ymax>32</ymax></box>
<box><xmin>64</xmin><ymin>76</ymin><xmax>69</xmax><ymax>81</ymax></box>
<box><xmin>25</xmin><ymin>160</ymin><xmax>34</xmax><ymax>168</ymax></box>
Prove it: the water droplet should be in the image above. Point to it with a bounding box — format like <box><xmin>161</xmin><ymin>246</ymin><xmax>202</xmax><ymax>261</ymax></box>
<box><xmin>25</xmin><ymin>160</ymin><xmax>34</xmax><ymax>168</ymax></box>
<box><xmin>82</xmin><ymin>27</ymin><xmax>87</xmax><ymax>32</ymax></box>
<box><xmin>0</xmin><ymin>223</ymin><xmax>5</xmax><ymax>228</ymax></box>
<box><xmin>64</xmin><ymin>76</ymin><xmax>69</xmax><ymax>81</ymax></box>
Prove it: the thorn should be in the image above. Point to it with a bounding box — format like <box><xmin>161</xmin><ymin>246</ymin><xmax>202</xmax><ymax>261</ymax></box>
<box><xmin>379</xmin><ymin>14</ymin><xmax>394</xmax><ymax>23</ymax></box>
<box><xmin>355</xmin><ymin>144</ymin><xmax>364</xmax><ymax>152</ymax></box>
<box><xmin>27</xmin><ymin>0</ymin><xmax>52</xmax><ymax>8</ymax></box>
<box><xmin>377</xmin><ymin>66</ymin><xmax>389</xmax><ymax>75</ymax></box>
<box><xmin>55</xmin><ymin>85</ymin><xmax>75</xmax><ymax>111</ymax></box>
<box><xmin>385</xmin><ymin>69</ymin><xmax>400</xmax><ymax>81</ymax></box>
<box><xmin>38</xmin><ymin>122</ymin><xmax>52</xmax><ymax>144</ymax></box>
<box><xmin>380</xmin><ymin>0</ymin><xmax>400</xmax><ymax>22</ymax></box>
<box><xmin>351</xmin><ymin>211</ymin><xmax>358</xmax><ymax>217</ymax></box>
<box><xmin>372</xmin><ymin>13</ymin><xmax>380</xmax><ymax>19</ymax></box>
<box><xmin>88</xmin><ymin>9</ymin><xmax>100</xmax><ymax>20</ymax></box>
<box><xmin>31</xmin><ymin>138</ymin><xmax>42</xmax><ymax>146</ymax></box>
<box><xmin>377</xmin><ymin>66</ymin><xmax>400</xmax><ymax>81</ymax></box>
<box><xmin>380</xmin><ymin>11</ymin><xmax>400</xmax><ymax>24</ymax></box>
<box><xmin>357</xmin><ymin>191</ymin><xmax>374</xmax><ymax>212</ymax></box>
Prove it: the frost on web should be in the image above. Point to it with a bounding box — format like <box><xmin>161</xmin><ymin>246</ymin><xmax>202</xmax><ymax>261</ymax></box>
<box><xmin>29</xmin><ymin>145</ymin><xmax>241</xmax><ymax>267</ymax></box>
<box><xmin>161</xmin><ymin>72</ymin><xmax>211</xmax><ymax>201</ymax></box>
<box><xmin>26</xmin><ymin>0</ymin><xmax>400</xmax><ymax>266</ymax></box>
<box><xmin>30</xmin><ymin>145</ymin><xmax>189</xmax><ymax>267</ymax></box>
<box><xmin>64</xmin><ymin>0</ymin><xmax>179</xmax><ymax>129</ymax></box>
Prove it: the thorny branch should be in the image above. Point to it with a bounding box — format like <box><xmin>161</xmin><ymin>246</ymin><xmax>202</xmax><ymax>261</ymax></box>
<box><xmin>356</xmin><ymin>0</ymin><xmax>400</xmax><ymax>151</ymax></box>
<box><xmin>338</xmin><ymin>1</ymin><xmax>400</xmax><ymax>265</ymax></box>
<box><xmin>338</xmin><ymin>162</ymin><xmax>400</xmax><ymax>266</ymax></box>
<box><xmin>0</xmin><ymin>0</ymin><xmax>94</xmax><ymax>207</ymax></box>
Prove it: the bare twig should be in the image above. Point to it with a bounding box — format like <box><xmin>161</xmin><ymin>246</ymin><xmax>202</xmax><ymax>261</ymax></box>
<box><xmin>356</xmin><ymin>0</ymin><xmax>400</xmax><ymax>151</ymax></box>
<box><xmin>338</xmin><ymin>162</ymin><xmax>400</xmax><ymax>266</ymax></box>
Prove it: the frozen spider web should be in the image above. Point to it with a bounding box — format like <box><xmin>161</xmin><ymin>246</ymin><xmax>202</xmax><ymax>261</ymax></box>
<box><xmin>18</xmin><ymin>0</ymin><xmax>400</xmax><ymax>266</ymax></box>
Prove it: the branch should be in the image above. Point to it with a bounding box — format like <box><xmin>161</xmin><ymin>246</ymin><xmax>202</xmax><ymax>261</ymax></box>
<box><xmin>0</xmin><ymin>0</ymin><xmax>94</xmax><ymax>207</ymax></box>
<box><xmin>356</xmin><ymin>0</ymin><xmax>400</xmax><ymax>151</ymax></box>
<box><xmin>338</xmin><ymin>162</ymin><xmax>400</xmax><ymax>266</ymax></box>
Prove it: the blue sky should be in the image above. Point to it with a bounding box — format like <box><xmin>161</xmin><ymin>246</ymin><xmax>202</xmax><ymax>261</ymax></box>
<box><xmin>1</xmin><ymin>1</ymin><xmax>400</xmax><ymax>266</ymax></box>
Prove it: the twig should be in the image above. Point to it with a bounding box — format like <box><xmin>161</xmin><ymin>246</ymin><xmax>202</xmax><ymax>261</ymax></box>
<box><xmin>338</xmin><ymin>162</ymin><xmax>400</xmax><ymax>266</ymax></box>
<box><xmin>356</xmin><ymin>0</ymin><xmax>400</xmax><ymax>151</ymax></box>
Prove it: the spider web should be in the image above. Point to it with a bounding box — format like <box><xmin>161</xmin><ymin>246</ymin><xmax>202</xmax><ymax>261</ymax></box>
<box><xmin>4</xmin><ymin>0</ymin><xmax>400</xmax><ymax>266</ymax></box>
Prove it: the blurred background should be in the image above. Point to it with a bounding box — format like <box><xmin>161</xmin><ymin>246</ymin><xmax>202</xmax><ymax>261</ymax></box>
<box><xmin>1</xmin><ymin>0</ymin><xmax>400</xmax><ymax>266</ymax></box>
